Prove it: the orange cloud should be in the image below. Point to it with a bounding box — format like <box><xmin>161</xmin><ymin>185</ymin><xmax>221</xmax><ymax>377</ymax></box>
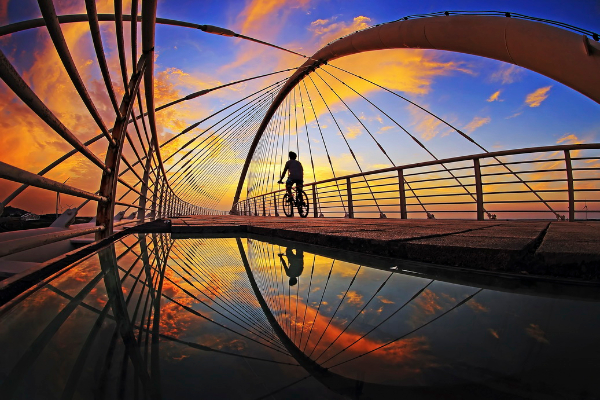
<box><xmin>237</xmin><ymin>0</ymin><xmax>311</xmax><ymax>37</ymax></box>
<box><xmin>408</xmin><ymin>106</ymin><xmax>445</xmax><ymax>141</ymax></box>
<box><xmin>486</xmin><ymin>90</ymin><xmax>502</xmax><ymax>102</ymax></box>
<box><xmin>525</xmin><ymin>86</ymin><xmax>552</xmax><ymax>107</ymax></box>
<box><xmin>464</xmin><ymin>116</ymin><xmax>491</xmax><ymax>134</ymax></box>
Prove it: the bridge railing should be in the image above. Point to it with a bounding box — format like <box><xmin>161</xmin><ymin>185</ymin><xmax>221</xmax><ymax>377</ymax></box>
<box><xmin>0</xmin><ymin>5</ymin><xmax>223</xmax><ymax>262</ymax></box>
<box><xmin>234</xmin><ymin>143</ymin><xmax>600</xmax><ymax>221</ymax></box>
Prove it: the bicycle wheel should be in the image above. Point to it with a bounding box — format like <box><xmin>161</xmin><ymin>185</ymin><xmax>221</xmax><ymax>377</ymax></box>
<box><xmin>282</xmin><ymin>193</ymin><xmax>294</xmax><ymax>217</ymax></box>
<box><xmin>297</xmin><ymin>190</ymin><xmax>309</xmax><ymax>218</ymax></box>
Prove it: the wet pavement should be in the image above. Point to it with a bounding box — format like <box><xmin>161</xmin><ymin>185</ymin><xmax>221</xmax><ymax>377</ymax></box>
<box><xmin>0</xmin><ymin>234</ymin><xmax>599</xmax><ymax>399</ymax></box>
<box><xmin>170</xmin><ymin>216</ymin><xmax>600</xmax><ymax>279</ymax></box>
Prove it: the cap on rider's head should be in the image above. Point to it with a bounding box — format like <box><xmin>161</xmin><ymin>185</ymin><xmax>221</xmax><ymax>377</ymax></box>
<box><xmin>289</xmin><ymin>151</ymin><xmax>297</xmax><ymax>160</ymax></box>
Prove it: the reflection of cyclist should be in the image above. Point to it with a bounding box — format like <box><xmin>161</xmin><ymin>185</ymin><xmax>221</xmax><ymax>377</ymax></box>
<box><xmin>277</xmin><ymin>151</ymin><xmax>303</xmax><ymax>199</ymax></box>
<box><xmin>278</xmin><ymin>247</ymin><xmax>304</xmax><ymax>286</ymax></box>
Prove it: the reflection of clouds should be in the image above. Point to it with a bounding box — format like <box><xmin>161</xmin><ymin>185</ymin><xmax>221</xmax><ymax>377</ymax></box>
<box><xmin>466</xmin><ymin>300</ymin><xmax>489</xmax><ymax>313</ymax></box>
<box><xmin>409</xmin><ymin>289</ymin><xmax>458</xmax><ymax>328</ymax></box>
<box><xmin>415</xmin><ymin>289</ymin><xmax>443</xmax><ymax>315</ymax></box>
<box><xmin>377</xmin><ymin>296</ymin><xmax>394</xmax><ymax>304</ymax></box>
<box><xmin>343</xmin><ymin>290</ymin><xmax>363</xmax><ymax>306</ymax></box>
<box><xmin>159</xmin><ymin>279</ymin><xmax>199</xmax><ymax>339</ymax></box>
<box><xmin>526</xmin><ymin>324</ymin><xmax>550</xmax><ymax>344</ymax></box>
<box><xmin>296</xmin><ymin>302</ymin><xmax>430</xmax><ymax>375</ymax></box>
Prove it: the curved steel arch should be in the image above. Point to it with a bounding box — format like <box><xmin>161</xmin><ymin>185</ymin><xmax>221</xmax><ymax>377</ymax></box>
<box><xmin>232</xmin><ymin>14</ymin><xmax>600</xmax><ymax>210</ymax></box>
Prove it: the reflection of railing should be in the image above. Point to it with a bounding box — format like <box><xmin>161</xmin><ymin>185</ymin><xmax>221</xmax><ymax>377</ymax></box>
<box><xmin>234</xmin><ymin>143</ymin><xmax>600</xmax><ymax>221</ymax></box>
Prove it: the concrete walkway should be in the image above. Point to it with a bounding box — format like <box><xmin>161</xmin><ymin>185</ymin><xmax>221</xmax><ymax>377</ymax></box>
<box><xmin>170</xmin><ymin>216</ymin><xmax>600</xmax><ymax>280</ymax></box>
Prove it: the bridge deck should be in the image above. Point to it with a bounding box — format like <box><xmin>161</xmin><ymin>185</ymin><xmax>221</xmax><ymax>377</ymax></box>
<box><xmin>170</xmin><ymin>216</ymin><xmax>600</xmax><ymax>280</ymax></box>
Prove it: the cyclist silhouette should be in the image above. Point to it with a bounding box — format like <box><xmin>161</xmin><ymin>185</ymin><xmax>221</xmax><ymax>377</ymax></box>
<box><xmin>278</xmin><ymin>247</ymin><xmax>304</xmax><ymax>286</ymax></box>
<box><xmin>277</xmin><ymin>151</ymin><xmax>303</xmax><ymax>198</ymax></box>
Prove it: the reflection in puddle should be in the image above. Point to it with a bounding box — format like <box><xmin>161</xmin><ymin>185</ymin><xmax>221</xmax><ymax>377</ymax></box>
<box><xmin>0</xmin><ymin>233</ymin><xmax>599</xmax><ymax>399</ymax></box>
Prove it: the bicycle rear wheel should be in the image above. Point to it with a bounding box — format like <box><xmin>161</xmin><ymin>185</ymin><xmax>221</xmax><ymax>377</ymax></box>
<box><xmin>297</xmin><ymin>190</ymin><xmax>309</xmax><ymax>218</ymax></box>
<box><xmin>282</xmin><ymin>193</ymin><xmax>294</xmax><ymax>217</ymax></box>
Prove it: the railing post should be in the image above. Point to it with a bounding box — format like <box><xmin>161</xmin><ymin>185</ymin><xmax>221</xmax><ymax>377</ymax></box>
<box><xmin>312</xmin><ymin>184</ymin><xmax>318</xmax><ymax>218</ymax></box>
<box><xmin>398</xmin><ymin>169</ymin><xmax>407</xmax><ymax>219</ymax></box>
<box><xmin>262</xmin><ymin>195</ymin><xmax>266</xmax><ymax>216</ymax></box>
<box><xmin>565</xmin><ymin>150</ymin><xmax>575</xmax><ymax>222</ymax></box>
<box><xmin>274</xmin><ymin>192</ymin><xmax>279</xmax><ymax>217</ymax></box>
<box><xmin>346</xmin><ymin>178</ymin><xmax>354</xmax><ymax>218</ymax></box>
<box><xmin>254</xmin><ymin>197</ymin><xmax>258</xmax><ymax>216</ymax></box>
<box><xmin>474</xmin><ymin>158</ymin><xmax>484</xmax><ymax>221</ymax></box>
<box><xmin>158</xmin><ymin>177</ymin><xmax>165</xmax><ymax>218</ymax></box>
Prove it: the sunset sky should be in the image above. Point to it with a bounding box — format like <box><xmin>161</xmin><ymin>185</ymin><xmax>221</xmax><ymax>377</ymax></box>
<box><xmin>0</xmin><ymin>0</ymin><xmax>599</xmax><ymax>215</ymax></box>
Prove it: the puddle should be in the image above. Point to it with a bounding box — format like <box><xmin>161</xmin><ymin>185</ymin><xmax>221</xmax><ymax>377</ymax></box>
<box><xmin>0</xmin><ymin>233</ymin><xmax>598</xmax><ymax>399</ymax></box>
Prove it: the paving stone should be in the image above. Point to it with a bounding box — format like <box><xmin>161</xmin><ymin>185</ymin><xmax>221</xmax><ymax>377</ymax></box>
<box><xmin>169</xmin><ymin>216</ymin><xmax>600</xmax><ymax>279</ymax></box>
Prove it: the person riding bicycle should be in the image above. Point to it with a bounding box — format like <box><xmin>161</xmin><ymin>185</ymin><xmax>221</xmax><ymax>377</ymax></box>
<box><xmin>277</xmin><ymin>151</ymin><xmax>303</xmax><ymax>199</ymax></box>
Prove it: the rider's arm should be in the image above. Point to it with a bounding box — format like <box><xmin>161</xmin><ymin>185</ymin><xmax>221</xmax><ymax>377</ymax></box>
<box><xmin>278</xmin><ymin>162</ymin><xmax>289</xmax><ymax>182</ymax></box>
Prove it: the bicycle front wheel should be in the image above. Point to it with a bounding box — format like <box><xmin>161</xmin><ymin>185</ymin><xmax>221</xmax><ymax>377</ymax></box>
<box><xmin>282</xmin><ymin>193</ymin><xmax>294</xmax><ymax>217</ymax></box>
<box><xmin>297</xmin><ymin>190</ymin><xmax>309</xmax><ymax>218</ymax></box>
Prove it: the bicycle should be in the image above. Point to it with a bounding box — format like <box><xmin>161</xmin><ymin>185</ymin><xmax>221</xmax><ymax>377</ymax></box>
<box><xmin>278</xmin><ymin>182</ymin><xmax>309</xmax><ymax>218</ymax></box>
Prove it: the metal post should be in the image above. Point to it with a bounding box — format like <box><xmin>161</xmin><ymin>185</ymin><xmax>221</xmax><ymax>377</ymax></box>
<box><xmin>565</xmin><ymin>150</ymin><xmax>575</xmax><ymax>222</ymax></box>
<box><xmin>398</xmin><ymin>169</ymin><xmax>407</xmax><ymax>219</ymax></box>
<box><xmin>164</xmin><ymin>190</ymin><xmax>169</xmax><ymax>217</ymax></box>
<box><xmin>254</xmin><ymin>197</ymin><xmax>258</xmax><ymax>216</ymax></box>
<box><xmin>262</xmin><ymin>196</ymin><xmax>266</xmax><ymax>216</ymax></box>
<box><xmin>474</xmin><ymin>158</ymin><xmax>484</xmax><ymax>221</ymax></box>
<box><xmin>274</xmin><ymin>192</ymin><xmax>279</xmax><ymax>217</ymax></box>
<box><xmin>346</xmin><ymin>178</ymin><xmax>354</xmax><ymax>218</ymax></box>
<box><xmin>312</xmin><ymin>184</ymin><xmax>318</xmax><ymax>218</ymax></box>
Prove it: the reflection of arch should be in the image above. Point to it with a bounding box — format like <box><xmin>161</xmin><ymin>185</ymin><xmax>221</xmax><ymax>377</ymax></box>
<box><xmin>235</xmin><ymin>238</ymin><xmax>507</xmax><ymax>399</ymax></box>
<box><xmin>232</xmin><ymin>15</ymin><xmax>600</xmax><ymax>209</ymax></box>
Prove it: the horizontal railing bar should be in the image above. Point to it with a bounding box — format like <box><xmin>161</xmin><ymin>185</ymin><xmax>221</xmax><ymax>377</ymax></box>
<box><xmin>483</xmin><ymin>189</ymin><xmax>569</xmax><ymax>195</ymax></box>
<box><xmin>404</xmin><ymin>176</ymin><xmax>476</xmax><ymax>185</ymax></box>
<box><xmin>0</xmin><ymin>225</ymin><xmax>104</xmax><ymax>258</ymax></box>
<box><xmin>572</xmin><ymin>157</ymin><xmax>600</xmax><ymax>161</ymax></box>
<box><xmin>483</xmin><ymin>178</ymin><xmax>567</xmax><ymax>185</ymax></box>
<box><xmin>114</xmin><ymin>201</ymin><xmax>144</xmax><ymax>209</ymax></box>
<box><xmin>403</xmin><ymin>168</ymin><xmax>471</xmax><ymax>178</ymax></box>
<box><xmin>482</xmin><ymin>169</ymin><xmax>567</xmax><ymax>177</ymax></box>
<box><xmin>113</xmin><ymin>219</ymin><xmax>143</xmax><ymax>227</ymax></box>
<box><xmin>0</xmin><ymin>161</ymin><xmax>108</xmax><ymax>202</ymax></box>
<box><xmin>483</xmin><ymin>200</ymin><xmax>567</xmax><ymax>204</ymax></box>
<box><xmin>479</xmin><ymin>157</ymin><xmax>566</xmax><ymax>167</ymax></box>
<box><xmin>572</xmin><ymin>167</ymin><xmax>600</xmax><ymax>171</ymax></box>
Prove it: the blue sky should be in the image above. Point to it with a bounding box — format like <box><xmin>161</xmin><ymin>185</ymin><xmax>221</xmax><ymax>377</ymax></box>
<box><xmin>0</xmin><ymin>0</ymin><xmax>599</xmax><ymax>212</ymax></box>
